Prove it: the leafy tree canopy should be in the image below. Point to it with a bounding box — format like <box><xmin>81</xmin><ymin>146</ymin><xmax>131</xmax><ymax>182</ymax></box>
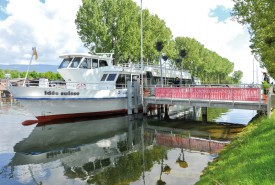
<box><xmin>75</xmin><ymin>0</ymin><xmax>240</xmax><ymax>84</ymax></box>
<box><xmin>232</xmin><ymin>0</ymin><xmax>275</xmax><ymax>78</ymax></box>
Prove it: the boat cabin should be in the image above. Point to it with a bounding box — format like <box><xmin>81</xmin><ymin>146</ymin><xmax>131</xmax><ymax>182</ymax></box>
<box><xmin>54</xmin><ymin>53</ymin><xmax>198</xmax><ymax>90</ymax></box>
<box><xmin>57</xmin><ymin>53</ymin><xmax>114</xmax><ymax>84</ymax></box>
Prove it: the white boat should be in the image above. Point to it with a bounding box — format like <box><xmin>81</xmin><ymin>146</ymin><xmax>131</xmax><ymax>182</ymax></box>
<box><xmin>8</xmin><ymin>53</ymin><xmax>195</xmax><ymax>122</ymax></box>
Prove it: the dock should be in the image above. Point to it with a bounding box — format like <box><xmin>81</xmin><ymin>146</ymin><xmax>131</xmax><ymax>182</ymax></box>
<box><xmin>141</xmin><ymin>85</ymin><xmax>275</xmax><ymax>119</ymax></box>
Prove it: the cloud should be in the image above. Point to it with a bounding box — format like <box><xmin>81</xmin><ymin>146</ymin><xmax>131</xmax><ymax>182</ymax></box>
<box><xmin>136</xmin><ymin>0</ymin><xmax>261</xmax><ymax>83</ymax></box>
<box><xmin>0</xmin><ymin>0</ymin><xmax>88</xmax><ymax>65</ymax></box>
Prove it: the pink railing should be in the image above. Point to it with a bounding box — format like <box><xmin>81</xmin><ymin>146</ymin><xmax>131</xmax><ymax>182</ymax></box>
<box><xmin>155</xmin><ymin>87</ymin><xmax>261</xmax><ymax>101</ymax></box>
<box><xmin>155</xmin><ymin>133</ymin><xmax>227</xmax><ymax>154</ymax></box>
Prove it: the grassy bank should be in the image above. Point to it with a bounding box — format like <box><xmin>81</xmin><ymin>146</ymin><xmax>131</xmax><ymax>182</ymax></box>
<box><xmin>196</xmin><ymin>113</ymin><xmax>275</xmax><ymax>185</ymax></box>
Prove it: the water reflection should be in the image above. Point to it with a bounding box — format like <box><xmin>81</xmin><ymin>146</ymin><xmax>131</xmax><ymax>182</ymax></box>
<box><xmin>212</xmin><ymin>109</ymin><xmax>257</xmax><ymax>125</ymax></box>
<box><xmin>148</xmin><ymin>105</ymin><xmax>257</xmax><ymax>126</ymax></box>
<box><xmin>0</xmin><ymin>99</ymin><xmax>257</xmax><ymax>185</ymax></box>
<box><xmin>0</xmin><ymin>114</ymin><xmax>232</xmax><ymax>185</ymax></box>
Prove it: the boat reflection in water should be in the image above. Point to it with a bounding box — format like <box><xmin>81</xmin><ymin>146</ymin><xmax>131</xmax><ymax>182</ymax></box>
<box><xmin>4</xmin><ymin>114</ymin><xmax>238</xmax><ymax>185</ymax></box>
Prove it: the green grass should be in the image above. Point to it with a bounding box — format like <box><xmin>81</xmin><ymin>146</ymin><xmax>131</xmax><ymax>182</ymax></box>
<box><xmin>196</xmin><ymin>113</ymin><xmax>275</xmax><ymax>185</ymax></box>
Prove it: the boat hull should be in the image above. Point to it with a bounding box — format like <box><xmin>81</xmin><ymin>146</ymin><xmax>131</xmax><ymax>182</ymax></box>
<box><xmin>24</xmin><ymin>99</ymin><xmax>128</xmax><ymax>122</ymax></box>
<box><xmin>8</xmin><ymin>86</ymin><xmax>130</xmax><ymax>122</ymax></box>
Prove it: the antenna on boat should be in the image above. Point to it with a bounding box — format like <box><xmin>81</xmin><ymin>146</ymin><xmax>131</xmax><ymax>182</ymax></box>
<box><xmin>23</xmin><ymin>47</ymin><xmax>38</xmax><ymax>87</ymax></box>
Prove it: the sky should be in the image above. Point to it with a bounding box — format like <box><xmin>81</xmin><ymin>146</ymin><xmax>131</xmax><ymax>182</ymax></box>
<box><xmin>0</xmin><ymin>0</ymin><xmax>263</xmax><ymax>83</ymax></box>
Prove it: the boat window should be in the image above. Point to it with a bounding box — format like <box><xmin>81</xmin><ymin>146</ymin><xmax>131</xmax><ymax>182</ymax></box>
<box><xmin>79</xmin><ymin>58</ymin><xmax>91</xmax><ymax>69</ymax></box>
<box><xmin>92</xmin><ymin>59</ymin><xmax>98</xmax><ymax>68</ymax></box>
<box><xmin>69</xmin><ymin>57</ymin><xmax>82</xmax><ymax>68</ymax></box>
<box><xmin>126</xmin><ymin>74</ymin><xmax>131</xmax><ymax>82</ymax></box>
<box><xmin>58</xmin><ymin>58</ymin><xmax>72</xmax><ymax>69</ymax></box>
<box><xmin>107</xmin><ymin>74</ymin><xmax>117</xmax><ymax>81</ymax></box>
<box><xmin>116</xmin><ymin>74</ymin><xmax>125</xmax><ymax>84</ymax></box>
<box><xmin>101</xmin><ymin>74</ymin><xmax>108</xmax><ymax>81</ymax></box>
<box><xmin>116</xmin><ymin>74</ymin><xmax>125</xmax><ymax>88</ymax></box>
<box><xmin>99</xmin><ymin>60</ymin><xmax>108</xmax><ymax>67</ymax></box>
<box><xmin>116</xmin><ymin>74</ymin><xmax>126</xmax><ymax>88</ymax></box>
<box><xmin>132</xmin><ymin>75</ymin><xmax>139</xmax><ymax>81</ymax></box>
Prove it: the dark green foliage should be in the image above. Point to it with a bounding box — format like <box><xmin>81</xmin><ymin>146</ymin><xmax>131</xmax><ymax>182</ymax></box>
<box><xmin>175</xmin><ymin>37</ymin><xmax>235</xmax><ymax>84</ymax></box>
<box><xmin>76</xmin><ymin>0</ymin><xmax>174</xmax><ymax>63</ymax></box>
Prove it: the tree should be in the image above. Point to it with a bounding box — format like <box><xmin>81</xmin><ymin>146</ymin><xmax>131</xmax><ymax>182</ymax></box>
<box><xmin>0</xmin><ymin>70</ymin><xmax>5</xmax><ymax>79</ymax></box>
<box><xmin>75</xmin><ymin>0</ymin><xmax>236</xmax><ymax>83</ymax></box>
<box><xmin>232</xmin><ymin>70</ymin><xmax>243</xmax><ymax>84</ymax></box>
<box><xmin>75</xmin><ymin>0</ymin><xmax>174</xmax><ymax>64</ymax></box>
<box><xmin>175</xmin><ymin>37</ymin><xmax>234</xmax><ymax>83</ymax></box>
<box><xmin>76</xmin><ymin>0</ymin><xmax>140</xmax><ymax>63</ymax></box>
<box><xmin>29</xmin><ymin>71</ymin><xmax>39</xmax><ymax>79</ymax></box>
<box><xmin>232</xmin><ymin>0</ymin><xmax>275</xmax><ymax>79</ymax></box>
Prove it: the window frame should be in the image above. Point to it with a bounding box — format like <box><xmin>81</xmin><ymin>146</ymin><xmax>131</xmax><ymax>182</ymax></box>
<box><xmin>58</xmin><ymin>58</ymin><xmax>72</xmax><ymax>69</ymax></box>
<box><xmin>69</xmin><ymin>57</ymin><xmax>82</xmax><ymax>68</ymax></box>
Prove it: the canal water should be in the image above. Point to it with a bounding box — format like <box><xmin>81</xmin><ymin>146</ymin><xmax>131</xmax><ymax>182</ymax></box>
<box><xmin>0</xmin><ymin>98</ymin><xmax>257</xmax><ymax>185</ymax></box>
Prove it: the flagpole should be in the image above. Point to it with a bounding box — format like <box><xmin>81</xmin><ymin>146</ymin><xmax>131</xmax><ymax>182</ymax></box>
<box><xmin>23</xmin><ymin>47</ymin><xmax>35</xmax><ymax>87</ymax></box>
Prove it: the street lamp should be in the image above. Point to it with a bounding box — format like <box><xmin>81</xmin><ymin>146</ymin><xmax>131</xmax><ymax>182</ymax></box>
<box><xmin>162</xmin><ymin>55</ymin><xmax>168</xmax><ymax>85</ymax></box>
<box><xmin>155</xmin><ymin>41</ymin><xmax>164</xmax><ymax>86</ymax></box>
<box><xmin>179</xmin><ymin>49</ymin><xmax>187</xmax><ymax>85</ymax></box>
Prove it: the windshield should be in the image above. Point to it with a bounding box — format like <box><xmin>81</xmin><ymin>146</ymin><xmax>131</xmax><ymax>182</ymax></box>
<box><xmin>79</xmin><ymin>58</ymin><xmax>91</xmax><ymax>69</ymax></box>
<box><xmin>69</xmin><ymin>57</ymin><xmax>82</xmax><ymax>68</ymax></box>
<box><xmin>58</xmin><ymin>58</ymin><xmax>72</xmax><ymax>69</ymax></box>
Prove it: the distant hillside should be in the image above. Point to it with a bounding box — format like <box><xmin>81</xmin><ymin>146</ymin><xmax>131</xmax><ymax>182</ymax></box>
<box><xmin>0</xmin><ymin>64</ymin><xmax>59</xmax><ymax>73</ymax></box>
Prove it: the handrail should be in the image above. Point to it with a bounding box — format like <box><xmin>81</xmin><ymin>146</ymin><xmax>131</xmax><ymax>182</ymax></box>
<box><xmin>152</xmin><ymin>86</ymin><xmax>262</xmax><ymax>102</ymax></box>
<box><xmin>116</xmin><ymin>62</ymin><xmax>190</xmax><ymax>73</ymax></box>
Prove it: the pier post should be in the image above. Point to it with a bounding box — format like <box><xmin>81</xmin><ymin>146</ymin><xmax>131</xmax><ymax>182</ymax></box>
<box><xmin>202</xmin><ymin>107</ymin><xmax>207</xmax><ymax>124</ymax></box>
<box><xmin>164</xmin><ymin>104</ymin><xmax>169</xmax><ymax>119</ymax></box>
<box><xmin>133</xmin><ymin>81</ymin><xmax>138</xmax><ymax>114</ymax></box>
<box><xmin>127</xmin><ymin>115</ymin><xmax>134</xmax><ymax>150</ymax></box>
<box><xmin>192</xmin><ymin>106</ymin><xmax>196</xmax><ymax>120</ymax></box>
<box><xmin>127</xmin><ymin>81</ymin><xmax>132</xmax><ymax>115</ymax></box>
<box><xmin>143</xmin><ymin>103</ymin><xmax>148</xmax><ymax>114</ymax></box>
<box><xmin>157</xmin><ymin>104</ymin><xmax>161</xmax><ymax>117</ymax></box>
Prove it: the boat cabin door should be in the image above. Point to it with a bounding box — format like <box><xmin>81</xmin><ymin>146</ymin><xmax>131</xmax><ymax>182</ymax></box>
<box><xmin>145</xmin><ymin>71</ymin><xmax>155</xmax><ymax>86</ymax></box>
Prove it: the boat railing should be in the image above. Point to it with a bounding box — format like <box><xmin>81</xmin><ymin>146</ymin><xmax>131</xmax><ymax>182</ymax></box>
<box><xmin>18</xmin><ymin>80</ymin><xmax>127</xmax><ymax>91</ymax></box>
<box><xmin>96</xmin><ymin>53</ymin><xmax>114</xmax><ymax>58</ymax></box>
<box><xmin>116</xmin><ymin>62</ymin><xmax>190</xmax><ymax>73</ymax></box>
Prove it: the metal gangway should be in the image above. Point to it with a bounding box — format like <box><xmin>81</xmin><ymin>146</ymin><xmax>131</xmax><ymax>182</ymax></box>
<box><xmin>143</xmin><ymin>84</ymin><xmax>274</xmax><ymax>117</ymax></box>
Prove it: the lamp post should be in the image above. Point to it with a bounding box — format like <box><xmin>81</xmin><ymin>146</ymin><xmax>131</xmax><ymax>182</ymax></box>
<box><xmin>162</xmin><ymin>55</ymin><xmax>168</xmax><ymax>86</ymax></box>
<box><xmin>179</xmin><ymin>49</ymin><xmax>187</xmax><ymax>85</ymax></box>
<box><xmin>156</xmin><ymin>41</ymin><xmax>164</xmax><ymax>87</ymax></box>
<box><xmin>140</xmin><ymin>0</ymin><xmax>144</xmax><ymax>107</ymax></box>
